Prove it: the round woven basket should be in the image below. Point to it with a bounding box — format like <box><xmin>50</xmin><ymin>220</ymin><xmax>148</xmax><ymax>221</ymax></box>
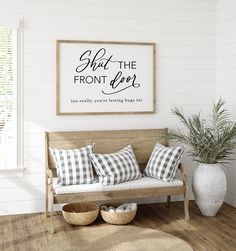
<box><xmin>62</xmin><ymin>203</ymin><xmax>99</xmax><ymax>226</ymax></box>
<box><xmin>100</xmin><ymin>205</ymin><xmax>137</xmax><ymax>225</ymax></box>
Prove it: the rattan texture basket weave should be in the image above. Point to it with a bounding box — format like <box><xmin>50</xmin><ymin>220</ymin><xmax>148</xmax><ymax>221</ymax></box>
<box><xmin>100</xmin><ymin>206</ymin><xmax>137</xmax><ymax>225</ymax></box>
<box><xmin>62</xmin><ymin>203</ymin><xmax>99</xmax><ymax>226</ymax></box>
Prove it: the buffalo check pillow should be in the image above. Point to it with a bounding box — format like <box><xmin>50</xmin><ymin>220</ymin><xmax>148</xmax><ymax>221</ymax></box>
<box><xmin>49</xmin><ymin>144</ymin><xmax>95</xmax><ymax>186</ymax></box>
<box><xmin>144</xmin><ymin>143</ymin><xmax>184</xmax><ymax>182</ymax></box>
<box><xmin>90</xmin><ymin>145</ymin><xmax>142</xmax><ymax>185</ymax></box>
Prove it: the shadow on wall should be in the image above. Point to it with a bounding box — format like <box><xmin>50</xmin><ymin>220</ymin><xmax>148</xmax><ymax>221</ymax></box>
<box><xmin>221</xmin><ymin>154</ymin><xmax>236</xmax><ymax>207</ymax></box>
<box><xmin>0</xmin><ymin>157</ymin><xmax>46</xmax><ymax>215</ymax></box>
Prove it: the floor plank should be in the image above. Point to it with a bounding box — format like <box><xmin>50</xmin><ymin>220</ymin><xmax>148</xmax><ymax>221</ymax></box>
<box><xmin>23</xmin><ymin>214</ymin><xmax>38</xmax><ymax>251</ymax></box>
<box><xmin>0</xmin><ymin>215</ymin><xmax>4</xmax><ymax>251</ymax></box>
<box><xmin>32</xmin><ymin>214</ymin><xmax>48</xmax><ymax>250</ymax></box>
<box><xmin>12</xmin><ymin>215</ymin><xmax>27</xmax><ymax>251</ymax></box>
<box><xmin>3</xmin><ymin>215</ymin><xmax>15</xmax><ymax>251</ymax></box>
<box><xmin>0</xmin><ymin>201</ymin><xmax>235</xmax><ymax>251</ymax></box>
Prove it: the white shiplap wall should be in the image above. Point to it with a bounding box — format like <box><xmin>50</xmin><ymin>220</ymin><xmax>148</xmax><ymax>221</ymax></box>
<box><xmin>0</xmin><ymin>0</ymin><xmax>217</xmax><ymax>215</ymax></box>
<box><xmin>217</xmin><ymin>0</ymin><xmax>236</xmax><ymax>207</ymax></box>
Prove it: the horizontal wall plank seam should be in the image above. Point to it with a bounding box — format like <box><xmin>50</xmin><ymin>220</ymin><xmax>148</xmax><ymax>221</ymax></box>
<box><xmin>217</xmin><ymin>54</ymin><xmax>236</xmax><ymax>58</ymax></box>
<box><xmin>23</xmin><ymin>27</ymin><xmax>217</xmax><ymax>36</ymax></box>
<box><xmin>21</xmin><ymin>15</ymin><xmax>217</xmax><ymax>24</ymax></box>
<box><xmin>0</xmin><ymin>199</ymin><xmax>44</xmax><ymax>203</ymax></box>
<box><xmin>0</xmin><ymin>185</ymin><xmax>45</xmax><ymax>191</ymax></box>
<box><xmin>217</xmin><ymin>29</ymin><xmax>236</xmax><ymax>35</ymax></box>
<box><xmin>217</xmin><ymin>41</ymin><xmax>236</xmax><ymax>46</ymax></box>
<box><xmin>217</xmin><ymin>3</ymin><xmax>236</xmax><ymax>11</ymax></box>
<box><xmin>217</xmin><ymin>16</ymin><xmax>236</xmax><ymax>23</ymax></box>
<box><xmin>0</xmin><ymin>11</ymin><xmax>216</xmax><ymax>23</ymax></box>
<box><xmin>217</xmin><ymin>67</ymin><xmax>236</xmax><ymax>70</ymax></box>
<box><xmin>24</xmin><ymin>40</ymin><xmax>216</xmax><ymax>47</ymax></box>
<box><xmin>20</xmin><ymin>0</ymin><xmax>217</xmax><ymax>12</ymax></box>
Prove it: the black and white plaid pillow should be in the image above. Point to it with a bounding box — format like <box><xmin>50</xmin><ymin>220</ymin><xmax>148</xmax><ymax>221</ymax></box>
<box><xmin>144</xmin><ymin>143</ymin><xmax>184</xmax><ymax>182</ymax></box>
<box><xmin>90</xmin><ymin>145</ymin><xmax>142</xmax><ymax>186</ymax></box>
<box><xmin>49</xmin><ymin>144</ymin><xmax>95</xmax><ymax>186</ymax></box>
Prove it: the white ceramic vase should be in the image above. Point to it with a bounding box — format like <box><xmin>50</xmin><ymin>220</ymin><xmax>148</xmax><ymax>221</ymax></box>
<box><xmin>192</xmin><ymin>163</ymin><xmax>227</xmax><ymax>216</ymax></box>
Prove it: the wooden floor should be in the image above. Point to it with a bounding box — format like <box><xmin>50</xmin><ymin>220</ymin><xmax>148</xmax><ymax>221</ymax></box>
<box><xmin>0</xmin><ymin>201</ymin><xmax>236</xmax><ymax>251</ymax></box>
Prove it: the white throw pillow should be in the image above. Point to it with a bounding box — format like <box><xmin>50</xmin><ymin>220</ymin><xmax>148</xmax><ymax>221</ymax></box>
<box><xmin>49</xmin><ymin>144</ymin><xmax>95</xmax><ymax>186</ymax></box>
<box><xmin>90</xmin><ymin>145</ymin><xmax>142</xmax><ymax>185</ymax></box>
<box><xmin>144</xmin><ymin>143</ymin><xmax>184</xmax><ymax>182</ymax></box>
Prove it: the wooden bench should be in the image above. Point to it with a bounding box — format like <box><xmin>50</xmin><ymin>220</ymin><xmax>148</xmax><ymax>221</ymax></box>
<box><xmin>45</xmin><ymin>128</ymin><xmax>189</xmax><ymax>233</ymax></box>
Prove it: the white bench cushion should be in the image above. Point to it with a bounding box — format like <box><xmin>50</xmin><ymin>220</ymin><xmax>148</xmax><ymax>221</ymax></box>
<box><xmin>53</xmin><ymin>176</ymin><xmax>183</xmax><ymax>195</ymax></box>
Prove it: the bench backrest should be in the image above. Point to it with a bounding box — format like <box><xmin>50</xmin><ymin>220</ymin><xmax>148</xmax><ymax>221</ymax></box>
<box><xmin>45</xmin><ymin>128</ymin><xmax>168</xmax><ymax>177</ymax></box>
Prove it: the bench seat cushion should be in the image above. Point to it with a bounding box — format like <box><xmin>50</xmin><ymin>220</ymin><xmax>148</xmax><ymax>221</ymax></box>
<box><xmin>52</xmin><ymin>176</ymin><xmax>183</xmax><ymax>195</ymax></box>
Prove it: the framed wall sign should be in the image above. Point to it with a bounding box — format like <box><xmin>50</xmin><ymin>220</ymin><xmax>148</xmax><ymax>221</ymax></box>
<box><xmin>56</xmin><ymin>40</ymin><xmax>156</xmax><ymax>115</ymax></box>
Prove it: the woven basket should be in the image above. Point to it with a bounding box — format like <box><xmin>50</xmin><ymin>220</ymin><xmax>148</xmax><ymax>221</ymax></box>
<box><xmin>100</xmin><ymin>205</ymin><xmax>137</xmax><ymax>225</ymax></box>
<box><xmin>62</xmin><ymin>203</ymin><xmax>99</xmax><ymax>226</ymax></box>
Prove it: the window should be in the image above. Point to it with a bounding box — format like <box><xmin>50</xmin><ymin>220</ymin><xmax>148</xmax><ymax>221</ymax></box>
<box><xmin>0</xmin><ymin>19</ymin><xmax>22</xmax><ymax>170</ymax></box>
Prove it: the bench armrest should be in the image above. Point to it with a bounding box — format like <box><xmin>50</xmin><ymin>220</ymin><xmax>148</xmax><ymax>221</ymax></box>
<box><xmin>46</xmin><ymin>169</ymin><xmax>53</xmax><ymax>185</ymax></box>
<box><xmin>178</xmin><ymin>163</ymin><xmax>187</xmax><ymax>174</ymax></box>
<box><xmin>178</xmin><ymin>163</ymin><xmax>188</xmax><ymax>186</ymax></box>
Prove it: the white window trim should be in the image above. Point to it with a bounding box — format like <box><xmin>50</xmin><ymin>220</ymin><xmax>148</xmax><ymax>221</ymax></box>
<box><xmin>18</xmin><ymin>18</ymin><xmax>24</xmax><ymax>171</ymax></box>
<box><xmin>0</xmin><ymin>17</ymin><xmax>24</xmax><ymax>173</ymax></box>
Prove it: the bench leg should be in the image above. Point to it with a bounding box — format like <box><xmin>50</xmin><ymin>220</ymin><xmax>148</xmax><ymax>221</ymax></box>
<box><xmin>184</xmin><ymin>187</ymin><xmax>190</xmax><ymax>220</ymax></box>
<box><xmin>166</xmin><ymin>195</ymin><xmax>171</xmax><ymax>207</ymax></box>
<box><xmin>45</xmin><ymin>183</ymin><xmax>49</xmax><ymax>218</ymax></box>
<box><xmin>49</xmin><ymin>192</ymin><xmax>55</xmax><ymax>234</ymax></box>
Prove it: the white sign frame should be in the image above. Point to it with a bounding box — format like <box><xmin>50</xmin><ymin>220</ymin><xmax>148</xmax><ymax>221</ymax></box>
<box><xmin>56</xmin><ymin>40</ymin><xmax>156</xmax><ymax>115</ymax></box>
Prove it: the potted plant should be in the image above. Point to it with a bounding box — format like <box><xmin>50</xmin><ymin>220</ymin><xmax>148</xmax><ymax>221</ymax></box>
<box><xmin>169</xmin><ymin>98</ymin><xmax>236</xmax><ymax>216</ymax></box>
